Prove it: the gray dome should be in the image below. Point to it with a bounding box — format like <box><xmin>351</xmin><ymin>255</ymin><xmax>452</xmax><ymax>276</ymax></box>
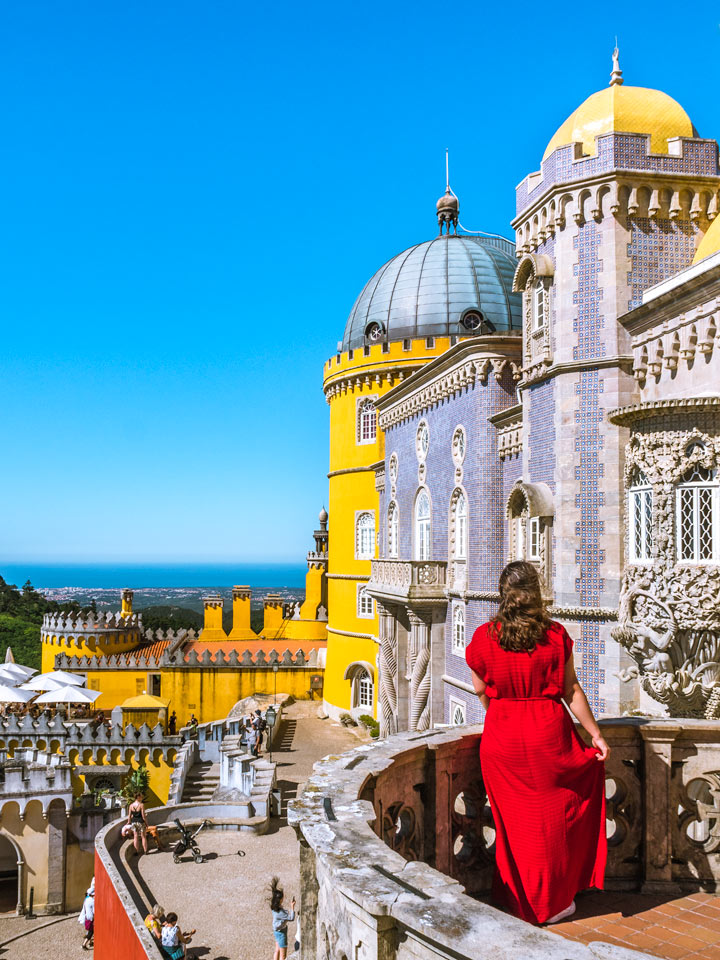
<box><xmin>343</xmin><ymin>235</ymin><xmax>521</xmax><ymax>350</ymax></box>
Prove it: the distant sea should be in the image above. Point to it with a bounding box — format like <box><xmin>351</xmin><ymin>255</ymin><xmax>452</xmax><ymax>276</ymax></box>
<box><xmin>0</xmin><ymin>562</ymin><xmax>307</xmax><ymax>590</ymax></box>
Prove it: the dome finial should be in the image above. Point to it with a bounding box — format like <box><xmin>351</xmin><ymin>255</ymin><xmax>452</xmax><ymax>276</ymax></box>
<box><xmin>437</xmin><ymin>149</ymin><xmax>459</xmax><ymax>236</ymax></box>
<box><xmin>610</xmin><ymin>43</ymin><xmax>623</xmax><ymax>86</ymax></box>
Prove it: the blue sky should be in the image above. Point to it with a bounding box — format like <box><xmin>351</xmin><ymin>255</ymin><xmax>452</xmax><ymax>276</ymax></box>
<box><xmin>1</xmin><ymin>0</ymin><xmax>718</xmax><ymax>563</ymax></box>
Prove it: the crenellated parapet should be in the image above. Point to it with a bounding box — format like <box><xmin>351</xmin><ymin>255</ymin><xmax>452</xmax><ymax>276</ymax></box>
<box><xmin>0</xmin><ymin>758</ymin><xmax>74</xmax><ymax>818</ymax></box>
<box><xmin>52</xmin><ymin>647</ymin><xmax>320</xmax><ymax>671</ymax></box>
<box><xmin>42</xmin><ymin>610</ymin><xmax>143</xmax><ymax>632</ymax></box>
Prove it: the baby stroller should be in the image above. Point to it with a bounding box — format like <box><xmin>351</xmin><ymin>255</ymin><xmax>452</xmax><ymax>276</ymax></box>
<box><xmin>172</xmin><ymin>818</ymin><xmax>210</xmax><ymax>864</ymax></box>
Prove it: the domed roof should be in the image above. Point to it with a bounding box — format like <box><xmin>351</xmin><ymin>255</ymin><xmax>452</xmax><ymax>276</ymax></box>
<box><xmin>694</xmin><ymin>217</ymin><xmax>720</xmax><ymax>265</ymax></box>
<box><xmin>342</xmin><ymin>235</ymin><xmax>521</xmax><ymax>350</ymax></box>
<box><xmin>543</xmin><ymin>54</ymin><xmax>694</xmax><ymax>161</ymax></box>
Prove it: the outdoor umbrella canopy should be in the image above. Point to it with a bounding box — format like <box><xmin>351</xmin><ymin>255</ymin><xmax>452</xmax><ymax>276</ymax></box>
<box><xmin>20</xmin><ymin>671</ymin><xmax>86</xmax><ymax>691</ymax></box>
<box><xmin>0</xmin><ymin>663</ymin><xmax>37</xmax><ymax>680</ymax></box>
<box><xmin>34</xmin><ymin>686</ymin><xmax>101</xmax><ymax>705</ymax></box>
<box><xmin>0</xmin><ymin>684</ymin><xmax>35</xmax><ymax>703</ymax></box>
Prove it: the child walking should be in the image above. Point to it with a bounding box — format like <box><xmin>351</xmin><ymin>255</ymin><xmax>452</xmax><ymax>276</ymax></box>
<box><xmin>269</xmin><ymin>877</ymin><xmax>295</xmax><ymax>960</ymax></box>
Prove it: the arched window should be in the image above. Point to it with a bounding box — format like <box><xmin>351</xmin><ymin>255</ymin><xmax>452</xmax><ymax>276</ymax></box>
<box><xmin>450</xmin><ymin>698</ymin><xmax>466</xmax><ymax>726</ymax></box>
<box><xmin>452</xmin><ymin>603</ymin><xmax>466</xmax><ymax>655</ymax></box>
<box><xmin>629</xmin><ymin>470</ymin><xmax>653</xmax><ymax>563</ymax></box>
<box><xmin>452</xmin><ymin>490</ymin><xmax>467</xmax><ymax>560</ymax></box>
<box><xmin>354</xmin><ymin>669</ymin><xmax>373</xmax><ymax>709</ymax></box>
<box><xmin>533</xmin><ymin>282</ymin><xmax>545</xmax><ymax>330</ymax></box>
<box><xmin>387</xmin><ymin>502</ymin><xmax>399</xmax><ymax>559</ymax></box>
<box><xmin>356</xmin><ymin>511</ymin><xmax>376</xmax><ymax>560</ymax></box>
<box><xmin>357</xmin><ymin>398</ymin><xmax>377</xmax><ymax>444</ymax></box>
<box><xmin>415</xmin><ymin>490</ymin><xmax>431</xmax><ymax>561</ymax></box>
<box><xmin>677</xmin><ymin>465</ymin><xmax>719</xmax><ymax>562</ymax></box>
<box><xmin>357</xmin><ymin>585</ymin><xmax>374</xmax><ymax>618</ymax></box>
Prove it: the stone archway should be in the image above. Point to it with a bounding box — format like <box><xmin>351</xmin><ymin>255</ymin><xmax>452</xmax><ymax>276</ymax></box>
<box><xmin>0</xmin><ymin>832</ymin><xmax>24</xmax><ymax>915</ymax></box>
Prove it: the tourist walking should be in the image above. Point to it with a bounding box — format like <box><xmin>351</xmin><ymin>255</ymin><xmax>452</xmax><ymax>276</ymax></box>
<box><xmin>253</xmin><ymin>709</ymin><xmax>267</xmax><ymax>755</ymax></box>
<box><xmin>246</xmin><ymin>721</ymin><xmax>259</xmax><ymax>758</ymax></box>
<box><xmin>127</xmin><ymin>791</ymin><xmax>149</xmax><ymax>856</ymax></box>
<box><xmin>168</xmin><ymin>711</ymin><xmax>177</xmax><ymax>735</ymax></box>
<box><xmin>78</xmin><ymin>878</ymin><xmax>95</xmax><ymax>950</ymax></box>
<box><xmin>269</xmin><ymin>877</ymin><xmax>295</xmax><ymax>960</ymax></box>
<box><xmin>160</xmin><ymin>911</ymin><xmax>195</xmax><ymax>959</ymax></box>
<box><xmin>465</xmin><ymin>561</ymin><xmax>608</xmax><ymax>925</ymax></box>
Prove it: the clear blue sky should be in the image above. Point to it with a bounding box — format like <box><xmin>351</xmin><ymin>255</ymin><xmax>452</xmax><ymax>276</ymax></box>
<box><xmin>1</xmin><ymin>0</ymin><xmax>718</xmax><ymax>563</ymax></box>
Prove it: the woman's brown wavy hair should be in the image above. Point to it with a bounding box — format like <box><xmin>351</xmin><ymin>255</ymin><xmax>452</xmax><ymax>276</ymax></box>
<box><xmin>489</xmin><ymin>561</ymin><xmax>551</xmax><ymax>652</ymax></box>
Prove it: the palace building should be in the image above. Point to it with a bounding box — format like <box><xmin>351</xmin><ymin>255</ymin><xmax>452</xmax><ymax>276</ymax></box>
<box><xmin>324</xmin><ymin>51</ymin><xmax>720</xmax><ymax>730</ymax></box>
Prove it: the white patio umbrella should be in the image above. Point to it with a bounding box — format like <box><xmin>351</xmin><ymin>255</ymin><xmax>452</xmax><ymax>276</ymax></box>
<box><xmin>21</xmin><ymin>671</ymin><xmax>85</xmax><ymax>691</ymax></box>
<box><xmin>34</xmin><ymin>686</ymin><xmax>101</xmax><ymax>705</ymax></box>
<box><xmin>0</xmin><ymin>684</ymin><xmax>35</xmax><ymax>704</ymax></box>
<box><xmin>0</xmin><ymin>663</ymin><xmax>37</xmax><ymax>680</ymax></box>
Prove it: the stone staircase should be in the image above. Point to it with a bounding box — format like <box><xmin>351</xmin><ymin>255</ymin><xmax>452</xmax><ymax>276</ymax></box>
<box><xmin>181</xmin><ymin>761</ymin><xmax>220</xmax><ymax>803</ymax></box>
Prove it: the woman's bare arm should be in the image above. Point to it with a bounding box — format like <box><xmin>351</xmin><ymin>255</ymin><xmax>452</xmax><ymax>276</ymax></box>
<box><xmin>470</xmin><ymin>670</ymin><xmax>490</xmax><ymax>711</ymax></box>
<box><xmin>563</xmin><ymin>655</ymin><xmax>610</xmax><ymax>761</ymax></box>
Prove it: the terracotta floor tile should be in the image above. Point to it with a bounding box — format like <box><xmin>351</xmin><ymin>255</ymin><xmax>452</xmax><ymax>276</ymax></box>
<box><xmin>622</xmin><ymin>932</ymin><xmax>666</xmax><ymax>950</ymax></box>
<box><xmin>671</xmin><ymin>935</ymin><xmax>713</xmax><ymax>952</ymax></box>
<box><xmin>656</xmin><ymin>903</ymin><xmax>688</xmax><ymax>916</ymax></box>
<box><xmin>690</xmin><ymin>927</ymin><xmax>720</xmax><ymax>946</ymax></box>
<box><xmin>692</xmin><ymin>906</ymin><xmax>720</xmax><ymax>919</ymax></box>
<box><xmin>669</xmin><ymin>917</ymin><xmax>710</xmax><ymax>935</ymax></box>
<box><xmin>622</xmin><ymin>915</ymin><xmax>655</xmax><ymax>930</ymax></box>
<box><xmin>645</xmin><ymin>924</ymin><xmax>680</xmax><ymax>940</ymax></box>
<box><xmin>659</xmin><ymin>942</ymin><xmax>701</xmax><ymax>959</ymax></box>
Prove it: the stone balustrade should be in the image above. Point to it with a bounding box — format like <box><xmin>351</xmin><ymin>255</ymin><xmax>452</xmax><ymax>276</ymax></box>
<box><xmin>290</xmin><ymin>718</ymin><xmax>720</xmax><ymax>960</ymax></box>
<box><xmin>368</xmin><ymin>559</ymin><xmax>448</xmax><ymax>604</ymax></box>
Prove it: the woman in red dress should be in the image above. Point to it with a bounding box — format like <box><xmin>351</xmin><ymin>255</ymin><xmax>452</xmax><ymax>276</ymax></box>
<box><xmin>465</xmin><ymin>561</ymin><xmax>609</xmax><ymax>925</ymax></box>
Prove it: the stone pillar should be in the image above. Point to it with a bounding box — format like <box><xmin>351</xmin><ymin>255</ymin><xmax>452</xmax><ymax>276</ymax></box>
<box><xmin>640</xmin><ymin>724</ymin><xmax>682</xmax><ymax>894</ymax></box>
<box><xmin>229</xmin><ymin>586</ymin><xmax>254</xmax><ymax>640</ymax></box>
<box><xmin>298</xmin><ymin>838</ymin><xmax>318</xmax><ymax>960</ymax></box>
<box><xmin>377</xmin><ymin>603</ymin><xmax>398</xmax><ymax>738</ymax></box>
<box><xmin>407</xmin><ymin>611</ymin><xmax>431</xmax><ymax>732</ymax></box>
<box><xmin>263</xmin><ymin>595</ymin><xmax>284</xmax><ymax>636</ymax></box>
<box><xmin>46</xmin><ymin>801</ymin><xmax>67</xmax><ymax>913</ymax></box>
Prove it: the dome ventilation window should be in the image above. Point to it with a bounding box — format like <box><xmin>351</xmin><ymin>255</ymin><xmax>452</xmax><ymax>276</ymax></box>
<box><xmin>461</xmin><ymin>310</ymin><xmax>495</xmax><ymax>333</ymax></box>
<box><xmin>365</xmin><ymin>322</ymin><xmax>386</xmax><ymax>343</ymax></box>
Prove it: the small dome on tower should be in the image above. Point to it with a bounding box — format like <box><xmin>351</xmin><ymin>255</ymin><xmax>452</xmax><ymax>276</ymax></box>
<box><xmin>436</xmin><ymin>187</ymin><xmax>459</xmax><ymax>213</ymax></box>
<box><xmin>318</xmin><ymin>506</ymin><xmax>329</xmax><ymax>525</ymax></box>
<box><xmin>543</xmin><ymin>50</ymin><xmax>695</xmax><ymax>161</ymax></box>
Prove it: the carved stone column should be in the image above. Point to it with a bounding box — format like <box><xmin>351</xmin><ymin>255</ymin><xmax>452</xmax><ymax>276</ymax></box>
<box><xmin>377</xmin><ymin>603</ymin><xmax>398</xmax><ymax>738</ymax></box>
<box><xmin>46</xmin><ymin>801</ymin><xmax>67</xmax><ymax>913</ymax></box>
<box><xmin>408</xmin><ymin>611</ymin><xmax>431</xmax><ymax>732</ymax></box>
<box><xmin>640</xmin><ymin>724</ymin><xmax>682</xmax><ymax>894</ymax></box>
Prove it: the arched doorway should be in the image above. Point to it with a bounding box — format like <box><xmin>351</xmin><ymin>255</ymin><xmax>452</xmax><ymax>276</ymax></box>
<box><xmin>0</xmin><ymin>834</ymin><xmax>21</xmax><ymax>914</ymax></box>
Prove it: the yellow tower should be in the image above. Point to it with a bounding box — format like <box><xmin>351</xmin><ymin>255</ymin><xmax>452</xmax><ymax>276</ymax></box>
<box><xmin>322</xmin><ymin>189</ymin><xmax>521</xmax><ymax>719</ymax></box>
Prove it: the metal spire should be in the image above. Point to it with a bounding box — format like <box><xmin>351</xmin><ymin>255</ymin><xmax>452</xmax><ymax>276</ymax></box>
<box><xmin>610</xmin><ymin>43</ymin><xmax>623</xmax><ymax>86</ymax></box>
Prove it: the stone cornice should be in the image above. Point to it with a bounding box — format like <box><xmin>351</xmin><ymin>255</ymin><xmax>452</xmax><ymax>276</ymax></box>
<box><xmin>519</xmin><ymin>354</ymin><xmax>633</xmax><ymax>390</ymax></box>
<box><xmin>608</xmin><ymin>396</ymin><xmax>720</xmax><ymax>425</ymax></box>
<box><xmin>487</xmin><ymin>403</ymin><xmax>523</xmax><ymax>429</ymax></box>
<box><xmin>618</xmin><ymin>267</ymin><xmax>720</xmax><ymax>336</ymax></box>
<box><xmin>376</xmin><ymin>337</ymin><xmax>522</xmax><ymax>429</ymax></box>
<box><xmin>325</xmin><ymin>573</ymin><xmax>370</xmax><ymax>581</ymax></box>
<box><xmin>513</xmin><ymin>166</ymin><xmax>720</xmax><ymax>228</ymax></box>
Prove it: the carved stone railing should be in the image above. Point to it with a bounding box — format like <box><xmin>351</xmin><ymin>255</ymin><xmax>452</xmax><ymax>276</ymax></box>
<box><xmin>368</xmin><ymin>559</ymin><xmax>448</xmax><ymax>604</ymax></box>
<box><xmin>290</xmin><ymin>719</ymin><xmax>720</xmax><ymax>960</ymax></box>
<box><xmin>53</xmin><ymin>647</ymin><xmax>321</xmax><ymax>671</ymax></box>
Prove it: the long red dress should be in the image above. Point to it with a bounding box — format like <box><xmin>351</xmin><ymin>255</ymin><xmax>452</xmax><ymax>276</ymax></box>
<box><xmin>465</xmin><ymin>621</ymin><xmax>606</xmax><ymax>925</ymax></box>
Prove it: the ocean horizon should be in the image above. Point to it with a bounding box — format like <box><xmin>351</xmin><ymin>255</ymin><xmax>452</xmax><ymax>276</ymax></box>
<box><xmin>0</xmin><ymin>562</ymin><xmax>308</xmax><ymax>590</ymax></box>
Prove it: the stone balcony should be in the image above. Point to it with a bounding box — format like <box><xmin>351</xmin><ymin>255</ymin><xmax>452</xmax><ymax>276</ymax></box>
<box><xmin>367</xmin><ymin>559</ymin><xmax>448</xmax><ymax>605</ymax></box>
<box><xmin>289</xmin><ymin>718</ymin><xmax>720</xmax><ymax>960</ymax></box>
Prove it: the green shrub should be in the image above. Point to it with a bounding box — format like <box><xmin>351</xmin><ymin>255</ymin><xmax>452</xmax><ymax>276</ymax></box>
<box><xmin>358</xmin><ymin>714</ymin><xmax>380</xmax><ymax>738</ymax></box>
<box><xmin>121</xmin><ymin>765</ymin><xmax>150</xmax><ymax>804</ymax></box>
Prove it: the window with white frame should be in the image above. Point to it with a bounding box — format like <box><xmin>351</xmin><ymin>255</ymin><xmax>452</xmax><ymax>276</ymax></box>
<box><xmin>387</xmin><ymin>501</ymin><xmax>399</xmax><ymax>558</ymax></box>
<box><xmin>452</xmin><ymin>603</ymin><xmax>466</xmax><ymax>655</ymax></box>
<box><xmin>528</xmin><ymin>516</ymin><xmax>541</xmax><ymax>562</ymax></box>
<box><xmin>449</xmin><ymin>697</ymin><xmax>466</xmax><ymax>726</ymax></box>
<box><xmin>629</xmin><ymin>470</ymin><xmax>653</xmax><ymax>563</ymax></box>
<box><xmin>677</xmin><ymin>465</ymin><xmax>719</xmax><ymax>563</ymax></box>
<box><xmin>533</xmin><ymin>282</ymin><xmax>545</xmax><ymax>330</ymax></box>
<box><xmin>452</xmin><ymin>490</ymin><xmax>467</xmax><ymax>560</ymax></box>
<box><xmin>356</xmin><ymin>511</ymin><xmax>376</xmax><ymax>559</ymax></box>
<box><xmin>513</xmin><ymin>515</ymin><xmax>526</xmax><ymax>560</ymax></box>
<box><xmin>354</xmin><ymin>669</ymin><xmax>373</xmax><ymax>709</ymax></box>
<box><xmin>357</xmin><ymin>585</ymin><xmax>374</xmax><ymax>618</ymax></box>
<box><xmin>357</xmin><ymin>398</ymin><xmax>377</xmax><ymax>444</ymax></box>
<box><xmin>415</xmin><ymin>490</ymin><xmax>431</xmax><ymax>560</ymax></box>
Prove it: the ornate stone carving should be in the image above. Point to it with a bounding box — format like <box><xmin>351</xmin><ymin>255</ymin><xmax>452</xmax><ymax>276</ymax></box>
<box><xmin>378</xmin><ymin>608</ymin><xmax>398</xmax><ymax>738</ymax></box>
<box><xmin>613</xmin><ymin>417</ymin><xmax>720</xmax><ymax>717</ymax></box>
<box><xmin>408</xmin><ymin>612</ymin><xmax>431</xmax><ymax>732</ymax></box>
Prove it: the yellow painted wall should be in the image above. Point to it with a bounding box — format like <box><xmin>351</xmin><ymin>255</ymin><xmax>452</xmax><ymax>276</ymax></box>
<box><xmin>41</xmin><ymin>630</ymin><xmax>142</xmax><ymax>672</ymax></box>
<box><xmin>65</xmin><ymin>838</ymin><xmax>95</xmax><ymax>911</ymax></box>
<box><xmin>1</xmin><ymin>801</ymin><xmax>50</xmax><ymax>911</ymax></box>
<box><xmin>323</xmin><ymin>337</ymin><xmax>453</xmax><ymax>716</ymax></box>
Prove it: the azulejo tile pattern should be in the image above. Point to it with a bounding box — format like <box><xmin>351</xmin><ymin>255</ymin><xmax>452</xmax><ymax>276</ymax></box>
<box><xmin>627</xmin><ymin>218</ymin><xmax>698</xmax><ymax>310</ymax></box>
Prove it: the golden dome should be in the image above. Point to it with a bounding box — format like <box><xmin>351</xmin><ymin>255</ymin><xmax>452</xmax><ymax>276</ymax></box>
<box><xmin>693</xmin><ymin>217</ymin><xmax>720</xmax><ymax>264</ymax></box>
<box><xmin>543</xmin><ymin>80</ymin><xmax>695</xmax><ymax>161</ymax></box>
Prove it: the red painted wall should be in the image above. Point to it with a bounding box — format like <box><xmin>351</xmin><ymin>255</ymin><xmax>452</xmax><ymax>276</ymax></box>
<box><xmin>94</xmin><ymin>849</ymin><xmax>149</xmax><ymax>960</ymax></box>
